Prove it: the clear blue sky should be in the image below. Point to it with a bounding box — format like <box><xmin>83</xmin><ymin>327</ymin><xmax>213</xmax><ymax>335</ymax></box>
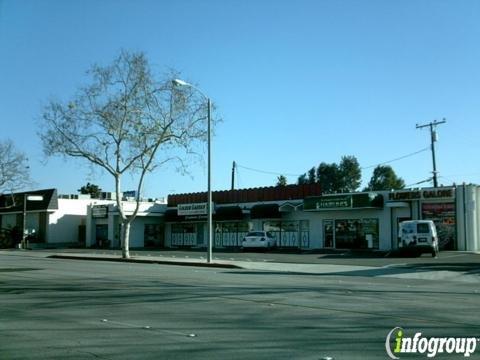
<box><xmin>1</xmin><ymin>0</ymin><xmax>479</xmax><ymax>198</ymax></box>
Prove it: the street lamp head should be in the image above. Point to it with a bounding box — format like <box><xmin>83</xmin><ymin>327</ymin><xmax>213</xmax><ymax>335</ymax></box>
<box><xmin>172</xmin><ymin>79</ymin><xmax>190</xmax><ymax>87</ymax></box>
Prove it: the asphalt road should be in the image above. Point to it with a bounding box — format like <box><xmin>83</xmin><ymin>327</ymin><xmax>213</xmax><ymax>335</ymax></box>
<box><xmin>1</xmin><ymin>251</ymin><xmax>480</xmax><ymax>359</ymax></box>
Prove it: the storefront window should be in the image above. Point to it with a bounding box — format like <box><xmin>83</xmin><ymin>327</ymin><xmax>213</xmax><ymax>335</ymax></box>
<box><xmin>300</xmin><ymin>220</ymin><xmax>310</xmax><ymax>248</ymax></box>
<box><xmin>214</xmin><ymin>222</ymin><xmax>249</xmax><ymax>247</ymax></box>
<box><xmin>334</xmin><ymin>218</ymin><xmax>379</xmax><ymax>249</ymax></box>
<box><xmin>362</xmin><ymin>218</ymin><xmax>379</xmax><ymax>249</ymax></box>
<box><xmin>171</xmin><ymin>223</ymin><xmax>196</xmax><ymax>246</ymax></box>
<box><xmin>144</xmin><ymin>224</ymin><xmax>164</xmax><ymax>248</ymax></box>
<box><xmin>280</xmin><ymin>221</ymin><xmax>299</xmax><ymax>247</ymax></box>
<box><xmin>263</xmin><ymin>220</ymin><xmax>310</xmax><ymax>248</ymax></box>
<box><xmin>422</xmin><ymin>202</ymin><xmax>456</xmax><ymax>250</ymax></box>
<box><xmin>95</xmin><ymin>224</ymin><xmax>109</xmax><ymax>248</ymax></box>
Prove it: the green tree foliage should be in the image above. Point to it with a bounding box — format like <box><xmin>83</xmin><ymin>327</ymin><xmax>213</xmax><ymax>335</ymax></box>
<box><xmin>364</xmin><ymin>165</ymin><xmax>405</xmax><ymax>191</ymax></box>
<box><xmin>338</xmin><ymin>155</ymin><xmax>361</xmax><ymax>192</ymax></box>
<box><xmin>78</xmin><ymin>182</ymin><xmax>102</xmax><ymax>198</ymax></box>
<box><xmin>307</xmin><ymin>167</ymin><xmax>316</xmax><ymax>184</ymax></box>
<box><xmin>316</xmin><ymin>162</ymin><xmax>341</xmax><ymax>193</ymax></box>
<box><xmin>276</xmin><ymin>175</ymin><xmax>287</xmax><ymax>186</ymax></box>
<box><xmin>298</xmin><ymin>155</ymin><xmax>362</xmax><ymax>193</ymax></box>
<box><xmin>297</xmin><ymin>173</ymin><xmax>307</xmax><ymax>185</ymax></box>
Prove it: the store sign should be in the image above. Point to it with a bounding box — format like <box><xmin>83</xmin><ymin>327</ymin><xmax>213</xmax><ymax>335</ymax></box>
<box><xmin>388</xmin><ymin>188</ymin><xmax>454</xmax><ymax>201</ymax></box>
<box><xmin>422</xmin><ymin>202</ymin><xmax>455</xmax><ymax>214</ymax></box>
<box><xmin>304</xmin><ymin>195</ymin><xmax>352</xmax><ymax>210</ymax></box>
<box><xmin>123</xmin><ymin>190</ymin><xmax>137</xmax><ymax>199</ymax></box>
<box><xmin>92</xmin><ymin>205</ymin><xmax>108</xmax><ymax>218</ymax></box>
<box><xmin>304</xmin><ymin>193</ymin><xmax>384</xmax><ymax>211</ymax></box>
<box><xmin>178</xmin><ymin>203</ymin><xmax>209</xmax><ymax>216</ymax></box>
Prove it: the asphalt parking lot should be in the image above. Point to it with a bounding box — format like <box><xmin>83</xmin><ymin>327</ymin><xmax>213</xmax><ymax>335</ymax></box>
<box><xmin>1</xmin><ymin>250</ymin><xmax>480</xmax><ymax>359</ymax></box>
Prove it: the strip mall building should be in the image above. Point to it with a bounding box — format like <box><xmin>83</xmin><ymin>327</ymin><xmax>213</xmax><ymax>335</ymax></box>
<box><xmin>86</xmin><ymin>183</ymin><xmax>480</xmax><ymax>252</ymax></box>
<box><xmin>5</xmin><ymin>184</ymin><xmax>477</xmax><ymax>251</ymax></box>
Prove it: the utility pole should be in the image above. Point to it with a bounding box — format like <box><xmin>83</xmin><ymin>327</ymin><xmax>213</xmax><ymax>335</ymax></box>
<box><xmin>416</xmin><ymin>118</ymin><xmax>446</xmax><ymax>188</ymax></box>
<box><xmin>231</xmin><ymin>161</ymin><xmax>236</xmax><ymax>190</ymax></box>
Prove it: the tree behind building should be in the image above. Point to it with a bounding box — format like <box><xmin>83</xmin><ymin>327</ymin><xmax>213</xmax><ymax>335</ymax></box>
<box><xmin>276</xmin><ymin>175</ymin><xmax>287</xmax><ymax>186</ymax></box>
<box><xmin>364</xmin><ymin>165</ymin><xmax>405</xmax><ymax>191</ymax></box>
<box><xmin>78</xmin><ymin>183</ymin><xmax>102</xmax><ymax>198</ymax></box>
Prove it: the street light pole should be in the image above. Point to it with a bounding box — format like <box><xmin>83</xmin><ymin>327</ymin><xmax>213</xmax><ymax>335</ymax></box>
<box><xmin>22</xmin><ymin>194</ymin><xmax>27</xmax><ymax>249</ymax></box>
<box><xmin>207</xmin><ymin>98</ymin><xmax>212</xmax><ymax>263</ymax></box>
<box><xmin>172</xmin><ymin>79</ymin><xmax>213</xmax><ymax>263</ymax></box>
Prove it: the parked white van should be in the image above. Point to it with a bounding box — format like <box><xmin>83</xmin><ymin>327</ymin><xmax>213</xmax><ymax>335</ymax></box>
<box><xmin>398</xmin><ymin>220</ymin><xmax>439</xmax><ymax>257</ymax></box>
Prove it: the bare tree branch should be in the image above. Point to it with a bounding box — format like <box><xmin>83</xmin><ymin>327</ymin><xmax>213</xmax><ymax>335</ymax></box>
<box><xmin>39</xmin><ymin>50</ymin><xmax>216</xmax><ymax>259</ymax></box>
<box><xmin>0</xmin><ymin>139</ymin><xmax>31</xmax><ymax>195</ymax></box>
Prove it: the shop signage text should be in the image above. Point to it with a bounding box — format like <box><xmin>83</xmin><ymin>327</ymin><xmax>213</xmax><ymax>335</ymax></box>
<box><xmin>304</xmin><ymin>193</ymin><xmax>384</xmax><ymax>211</ymax></box>
<box><xmin>389</xmin><ymin>188</ymin><xmax>454</xmax><ymax>201</ymax></box>
<box><xmin>305</xmin><ymin>195</ymin><xmax>352</xmax><ymax>210</ymax></box>
<box><xmin>92</xmin><ymin>205</ymin><xmax>108</xmax><ymax>218</ymax></box>
<box><xmin>178</xmin><ymin>203</ymin><xmax>208</xmax><ymax>216</ymax></box>
<box><xmin>317</xmin><ymin>196</ymin><xmax>352</xmax><ymax>209</ymax></box>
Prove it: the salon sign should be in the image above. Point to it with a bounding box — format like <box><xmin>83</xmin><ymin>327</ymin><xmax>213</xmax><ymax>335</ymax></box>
<box><xmin>177</xmin><ymin>203</ymin><xmax>208</xmax><ymax>216</ymax></box>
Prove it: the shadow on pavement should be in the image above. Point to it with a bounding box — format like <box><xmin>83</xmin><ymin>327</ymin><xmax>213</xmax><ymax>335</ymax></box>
<box><xmin>225</xmin><ymin>262</ymin><xmax>480</xmax><ymax>280</ymax></box>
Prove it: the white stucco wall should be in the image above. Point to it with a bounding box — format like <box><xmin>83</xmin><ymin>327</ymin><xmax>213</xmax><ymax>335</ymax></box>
<box><xmin>456</xmin><ymin>184</ymin><xmax>480</xmax><ymax>251</ymax></box>
<box><xmin>86</xmin><ymin>201</ymin><xmax>166</xmax><ymax>248</ymax></box>
<box><xmin>126</xmin><ymin>216</ymin><xmax>163</xmax><ymax>248</ymax></box>
<box><xmin>476</xmin><ymin>186</ymin><xmax>480</xmax><ymax>252</ymax></box>
<box><xmin>49</xmin><ymin>199</ymin><xmax>117</xmax><ymax>244</ymax></box>
<box><xmin>47</xmin><ymin>199</ymin><xmax>89</xmax><ymax>243</ymax></box>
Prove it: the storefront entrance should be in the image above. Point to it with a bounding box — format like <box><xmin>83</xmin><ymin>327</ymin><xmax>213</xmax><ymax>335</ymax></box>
<box><xmin>321</xmin><ymin>219</ymin><xmax>379</xmax><ymax>249</ymax></box>
<box><xmin>144</xmin><ymin>224</ymin><xmax>165</xmax><ymax>248</ymax></box>
<box><xmin>323</xmin><ymin>220</ymin><xmax>334</xmax><ymax>248</ymax></box>
<box><xmin>95</xmin><ymin>224</ymin><xmax>108</xmax><ymax>247</ymax></box>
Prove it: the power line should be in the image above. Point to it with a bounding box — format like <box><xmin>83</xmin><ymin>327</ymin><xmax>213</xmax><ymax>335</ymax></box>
<box><xmin>235</xmin><ymin>164</ymin><xmax>302</xmax><ymax>177</ymax></box>
<box><xmin>405</xmin><ymin>178</ymin><xmax>433</xmax><ymax>188</ymax></box>
<box><xmin>236</xmin><ymin>164</ymin><xmax>242</xmax><ymax>188</ymax></box>
<box><xmin>361</xmin><ymin>147</ymin><xmax>430</xmax><ymax>170</ymax></box>
<box><xmin>236</xmin><ymin>146</ymin><xmax>431</xmax><ymax>179</ymax></box>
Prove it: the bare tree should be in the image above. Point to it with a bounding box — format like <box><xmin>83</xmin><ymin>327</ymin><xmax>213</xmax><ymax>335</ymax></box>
<box><xmin>39</xmin><ymin>50</ymin><xmax>209</xmax><ymax>258</ymax></box>
<box><xmin>0</xmin><ymin>139</ymin><xmax>31</xmax><ymax>195</ymax></box>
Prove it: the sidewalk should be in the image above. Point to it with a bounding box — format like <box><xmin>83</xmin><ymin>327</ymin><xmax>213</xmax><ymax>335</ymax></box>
<box><xmin>4</xmin><ymin>249</ymin><xmax>480</xmax><ymax>283</ymax></box>
<box><xmin>49</xmin><ymin>251</ymin><xmax>377</xmax><ymax>274</ymax></box>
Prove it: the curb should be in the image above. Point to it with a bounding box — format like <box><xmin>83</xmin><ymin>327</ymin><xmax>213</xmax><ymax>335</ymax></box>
<box><xmin>48</xmin><ymin>255</ymin><xmax>243</xmax><ymax>269</ymax></box>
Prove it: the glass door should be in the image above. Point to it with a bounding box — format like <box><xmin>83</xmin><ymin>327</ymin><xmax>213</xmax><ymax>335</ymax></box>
<box><xmin>323</xmin><ymin>220</ymin><xmax>334</xmax><ymax>248</ymax></box>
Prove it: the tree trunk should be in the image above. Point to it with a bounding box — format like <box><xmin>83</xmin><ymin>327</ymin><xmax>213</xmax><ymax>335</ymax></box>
<box><xmin>115</xmin><ymin>175</ymin><xmax>130</xmax><ymax>259</ymax></box>
<box><xmin>122</xmin><ymin>221</ymin><xmax>130</xmax><ymax>259</ymax></box>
